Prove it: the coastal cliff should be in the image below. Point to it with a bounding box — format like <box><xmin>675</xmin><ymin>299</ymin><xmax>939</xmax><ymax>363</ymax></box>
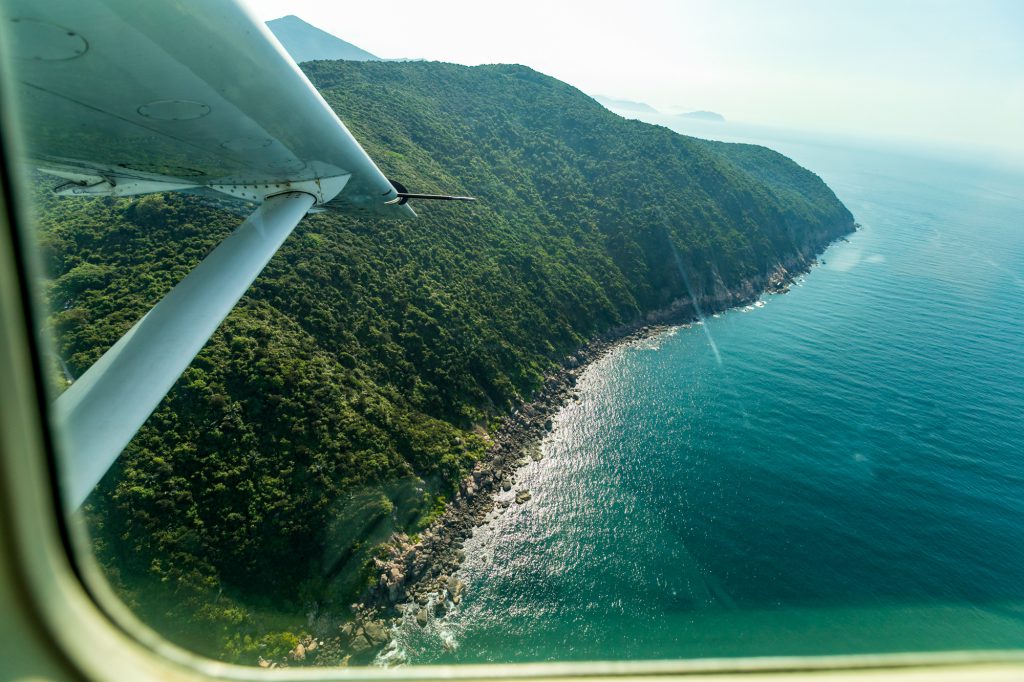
<box><xmin>38</xmin><ymin>60</ymin><xmax>854</xmax><ymax>663</ymax></box>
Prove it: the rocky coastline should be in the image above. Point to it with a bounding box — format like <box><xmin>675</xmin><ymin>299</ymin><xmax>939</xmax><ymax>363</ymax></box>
<box><xmin>267</xmin><ymin>224</ymin><xmax>856</xmax><ymax>667</ymax></box>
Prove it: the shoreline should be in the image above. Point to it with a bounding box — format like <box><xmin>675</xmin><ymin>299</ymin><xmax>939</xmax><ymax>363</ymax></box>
<box><xmin>289</xmin><ymin>223</ymin><xmax>856</xmax><ymax>665</ymax></box>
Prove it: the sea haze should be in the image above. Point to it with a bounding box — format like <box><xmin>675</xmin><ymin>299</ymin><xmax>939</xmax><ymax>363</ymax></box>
<box><xmin>384</xmin><ymin>122</ymin><xmax>1024</xmax><ymax>664</ymax></box>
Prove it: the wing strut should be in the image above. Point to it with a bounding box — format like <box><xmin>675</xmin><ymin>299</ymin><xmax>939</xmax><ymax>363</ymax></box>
<box><xmin>54</xmin><ymin>191</ymin><xmax>320</xmax><ymax>511</ymax></box>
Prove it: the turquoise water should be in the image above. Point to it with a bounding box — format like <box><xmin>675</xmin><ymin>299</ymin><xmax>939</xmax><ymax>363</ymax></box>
<box><xmin>388</xmin><ymin>126</ymin><xmax>1024</xmax><ymax>664</ymax></box>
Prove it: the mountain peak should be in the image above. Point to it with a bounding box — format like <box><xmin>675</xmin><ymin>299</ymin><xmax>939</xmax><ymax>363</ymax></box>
<box><xmin>266</xmin><ymin>15</ymin><xmax>379</xmax><ymax>63</ymax></box>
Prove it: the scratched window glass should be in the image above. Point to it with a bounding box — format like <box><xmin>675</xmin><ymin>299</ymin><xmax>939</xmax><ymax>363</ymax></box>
<box><xmin>7</xmin><ymin>0</ymin><xmax>1024</xmax><ymax>668</ymax></box>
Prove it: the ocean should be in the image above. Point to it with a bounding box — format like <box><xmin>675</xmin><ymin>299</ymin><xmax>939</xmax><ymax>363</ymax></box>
<box><xmin>385</xmin><ymin>120</ymin><xmax>1024</xmax><ymax>664</ymax></box>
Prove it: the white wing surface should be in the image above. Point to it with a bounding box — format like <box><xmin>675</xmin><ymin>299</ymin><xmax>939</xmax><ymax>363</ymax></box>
<box><xmin>4</xmin><ymin>0</ymin><xmax>413</xmax><ymax>216</ymax></box>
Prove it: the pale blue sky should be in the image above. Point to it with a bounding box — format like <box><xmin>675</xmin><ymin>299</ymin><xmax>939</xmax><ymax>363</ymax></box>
<box><xmin>244</xmin><ymin>0</ymin><xmax>1024</xmax><ymax>158</ymax></box>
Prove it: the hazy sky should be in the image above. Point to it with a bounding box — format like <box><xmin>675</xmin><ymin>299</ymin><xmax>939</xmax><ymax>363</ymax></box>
<box><xmin>243</xmin><ymin>0</ymin><xmax>1023</xmax><ymax>157</ymax></box>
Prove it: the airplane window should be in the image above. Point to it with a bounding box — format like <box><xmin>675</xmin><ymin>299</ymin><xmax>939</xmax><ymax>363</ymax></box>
<box><xmin>3</xmin><ymin>0</ymin><xmax>1024</xmax><ymax>672</ymax></box>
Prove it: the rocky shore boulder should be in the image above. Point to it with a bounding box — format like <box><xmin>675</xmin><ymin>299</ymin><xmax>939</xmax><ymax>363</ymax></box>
<box><xmin>362</xmin><ymin>620</ymin><xmax>388</xmax><ymax>645</ymax></box>
<box><xmin>335</xmin><ymin>615</ymin><xmax>392</xmax><ymax>661</ymax></box>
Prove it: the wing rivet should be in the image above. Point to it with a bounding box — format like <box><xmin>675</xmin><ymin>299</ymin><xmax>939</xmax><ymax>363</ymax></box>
<box><xmin>138</xmin><ymin>100</ymin><xmax>211</xmax><ymax>121</ymax></box>
<box><xmin>221</xmin><ymin>137</ymin><xmax>273</xmax><ymax>152</ymax></box>
<box><xmin>9</xmin><ymin>18</ymin><xmax>88</xmax><ymax>61</ymax></box>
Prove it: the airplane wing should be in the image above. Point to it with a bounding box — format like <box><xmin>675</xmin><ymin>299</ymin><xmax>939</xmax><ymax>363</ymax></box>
<box><xmin>5</xmin><ymin>0</ymin><xmax>415</xmax><ymax>216</ymax></box>
<box><xmin>0</xmin><ymin>0</ymin><xmax>420</xmax><ymax>510</ymax></box>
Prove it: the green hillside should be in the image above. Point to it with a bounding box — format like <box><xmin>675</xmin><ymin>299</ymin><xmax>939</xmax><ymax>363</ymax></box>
<box><xmin>36</xmin><ymin>60</ymin><xmax>853</xmax><ymax>661</ymax></box>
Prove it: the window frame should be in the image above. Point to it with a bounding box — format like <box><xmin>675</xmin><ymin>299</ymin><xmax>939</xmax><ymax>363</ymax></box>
<box><xmin>1</xmin><ymin>16</ymin><xmax>1024</xmax><ymax>682</ymax></box>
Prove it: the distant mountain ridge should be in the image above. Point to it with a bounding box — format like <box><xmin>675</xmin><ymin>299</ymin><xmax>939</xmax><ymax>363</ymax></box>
<box><xmin>593</xmin><ymin>94</ymin><xmax>658</xmax><ymax>113</ymax></box>
<box><xmin>266</xmin><ymin>15</ymin><xmax>379</xmax><ymax>62</ymax></box>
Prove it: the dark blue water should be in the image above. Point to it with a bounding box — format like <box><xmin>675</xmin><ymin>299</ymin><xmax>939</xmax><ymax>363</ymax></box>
<box><xmin>386</xmin><ymin>125</ymin><xmax>1024</xmax><ymax>664</ymax></box>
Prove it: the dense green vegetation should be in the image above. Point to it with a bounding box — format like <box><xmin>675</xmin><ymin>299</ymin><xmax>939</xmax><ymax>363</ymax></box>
<box><xmin>36</xmin><ymin>60</ymin><xmax>852</xmax><ymax>661</ymax></box>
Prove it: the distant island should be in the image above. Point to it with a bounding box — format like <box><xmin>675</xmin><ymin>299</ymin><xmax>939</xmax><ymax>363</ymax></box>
<box><xmin>593</xmin><ymin>94</ymin><xmax>658</xmax><ymax>113</ymax></box>
<box><xmin>266</xmin><ymin>15</ymin><xmax>379</xmax><ymax>62</ymax></box>
<box><xmin>678</xmin><ymin>110</ymin><xmax>726</xmax><ymax>122</ymax></box>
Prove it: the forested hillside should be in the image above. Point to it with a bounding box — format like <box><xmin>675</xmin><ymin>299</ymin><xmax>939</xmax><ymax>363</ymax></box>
<box><xmin>36</xmin><ymin>60</ymin><xmax>853</xmax><ymax>661</ymax></box>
